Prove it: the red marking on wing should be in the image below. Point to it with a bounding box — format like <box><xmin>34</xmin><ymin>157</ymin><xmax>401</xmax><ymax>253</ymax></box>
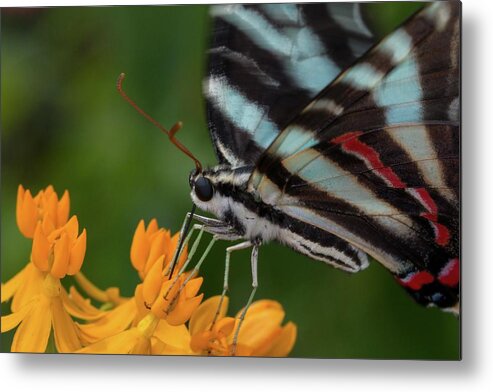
<box><xmin>414</xmin><ymin>187</ymin><xmax>450</xmax><ymax>246</ymax></box>
<box><xmin>397</xmin><ymin>271</ymin><xmax>435</xmax><ymax>290</ymax></box>
<box><xmin>332</xmin><ymin>132</ymin><xmax>451</xmax><ymax>246</ymax></box>
<box><xmin>413</xmin><ymin>187</ymin><xmax>437</xmax><ymax>214</ymax></box>
<box><xmin>438</xmin><ymin>258</ymin><xmax>460</xmax><ymax>287</ymax></box>
<box><xmin>421</xmin><ymin>212</ymin><xmax>451</xmax><ymax>246</ymax></box>
<box><xmin>331</xmin><ymin>131</ymin><xmax>363</xmax><ymax>144</ymax></box>
<box><xmin>332</xmin><ymin>131</ymin><xmax>406</xmax><ymax>188</ymax></box>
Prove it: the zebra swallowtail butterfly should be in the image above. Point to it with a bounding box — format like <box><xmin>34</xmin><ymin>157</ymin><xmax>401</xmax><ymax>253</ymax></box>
<box><xmin>134</xmin><ymin>1</ymin><xmax>461</xmax><ymax>320</ymax></box>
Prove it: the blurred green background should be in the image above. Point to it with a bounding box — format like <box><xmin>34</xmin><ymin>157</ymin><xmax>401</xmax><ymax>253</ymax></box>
<box><xmin>1</xmin><ymin>3</ymin><xmax>459</xmax><ymax>358</ymax></box>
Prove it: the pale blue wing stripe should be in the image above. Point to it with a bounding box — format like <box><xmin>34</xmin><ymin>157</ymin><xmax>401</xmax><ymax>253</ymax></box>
<box><xmin>260</xmin><ymin>3</ymin><xmax>298</xmax><ymax>24</ymax></box>
<box><xmin>274</xmin><ymin>126</ymin><xmax>318</xmax><ymax>158</ymax></box>
<box><xmin>374</xmin><ymin>56</ymin><xmax>423</xmax><ymax>124</ymax></box>
<box><xmin>205</xmin><ymin>76</ymin><xmax>279</xmax><ymax>150</ymax></box>
<box><xmin>388</xmin><ymin>125</ymin><xmax>455</xmax><ymax>202</ymax></box>
<box><xmin>212</xmin><ymin>4</ymin><xmax>341</xmax><ymax>95</ymax></box>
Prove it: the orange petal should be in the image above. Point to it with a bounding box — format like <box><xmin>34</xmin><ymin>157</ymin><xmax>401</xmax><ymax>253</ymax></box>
<box><xmin>78</xmin><ymin>299</ymin><xmax>137</xmax><ymax>344</ymax></box>
<box><xmin>130</xmin><ymin>335</ymin><xmax>152</xmax><ymax>354</ymax></box>
<box><xmin>77</xmin><ymin>328</ymin><xmax>142</xmax><ymax>354</ymax></box>
<box><xmin>229</xmin><ymin>343</ymin><xmax>254</xmax><ymax>357</ymax></box>
<box><xmin>130</xmin><ymin>220</ymin><xmax>149</xmax><ymax>274</ymax></box>
<box><xmin>64</xmin><ymin>216</ymin><xmax>79</xmax><ymax>242</ymax></box>
<box><xmin>214</xmin><ymin>317</ymin><xmax>236</xmax><ymax>338</ymax></box>
<box><xmin>145</xmin><ymin>230</ymin><xmax>167</xmax><ymax>274</ymax></box>
<box><xmin>11</xmin><ymin>295</ymin><xmax>52</xmax><ymax>353</ymax></box>
<box><xmin>235</xmin><ymin>299</ymin><xmax>283</xmax><ymax>319</ymax></box>
<box><xmin>1</xmin><ymin>299</ymin><xmax>35</xmax><ymax>332</ymax></box>
<box><xmin>157</xmin><ymin>279</ymin><xmax>177</xmax><ymax>306</ymax></box>
<box><xmin>261</xmin><ymin>322</ymin><xmax>297</xmax><ymax>357</ymax></box>
<box><xmin>57</xmin><ymin>190</ymin><xmax>70</xmax><ymax>227</ymax></box>
<box><xmin>11</xmin><ymin>263</ymin><xmax>45</xmax><ymax>312</ymax></box>
<box><xmin>51</xmin><ymin>296</ymin><xmax>82</xmax><ymax>353</ymax></box>
<box><xmin>189</xmin><ymin>295</ymin><xmax>229</xmax><ymax>336</ymax></box>
<box><xmin>133</xmin><ymin>284</ymin><xmax>149</xmax><ymax>320</ymax></box>
<box><xmin>169</xmin><ymin>232</ymin><xmax>188</xmax><ymax>268</ymax></box>
<box><xmin>166</xmin><ymin>293</ymin><xmax>203</xmax><ymax>326</ymax></box>
<box><xmin>185</xmin><ymin>277</ymin><xmax>203</xmax><ymax>299</ymax></box>
<box><xmin>233</xmin><ymin>304</ymin><xmax>285</xmax><ymax>350</ymax></box>
<box><xmin>42</xmin><ymin>213</ymin><xmax>56</xmax><ymax>235</ymax></box>
<box><xmin>15</xmin><ymin>185</ymin><xmax>25</xmax><ymax>232</ymax></box>
<box><xmin>142</xmin><ymin>255</ymin><xmax>164</xmax><ymax>304</ymax></box>
<box><xmin>44</xmin><ymin>192</ymin><xmax>59</xmax><ymax>226</ymax></box>
<box><xmin>18</xmin><ymin>189</ymin><xmax>38</xmax><ymax>238</ymax></box>
<box><xmin>151</xmin><ymin>336</ymin><xmax>193</xmax><ymax>355</ymax></box>
<box><xmin>67</xmin><ymin>229</ymin><xmax>86</xmax><ymax>275</ymax></box>
<box><xmin>147</xmin><ymin>219</ymin><xmax>159</xmax><ymax>235</ymax></box>
<box><xmin>162</xmin><ymin>229</ymin><xmax>172</xmax><ymax>259</ymax></box>
<box><xmin>31</xmin><ymin>223</ymin><xmax>51</xmax><ymax>272</ymax></box>
<box><xmin>190</xmin><ymin>330</ymin><xmax>213</xmax><ymax>353</ymax></box>
<box><xmin>62</xmin><ymin>287</ymin><xmax>105</xmax><ymax>321</ymax></box>
<box><xmin>50</xmin><ymin>232</ymin><xmax>70</xmax><ymax>278</ymax></box>
<box><xmin>153</xmin><ymin>319</ymin><xmax>191</xmax><ymax>349</ymax></box>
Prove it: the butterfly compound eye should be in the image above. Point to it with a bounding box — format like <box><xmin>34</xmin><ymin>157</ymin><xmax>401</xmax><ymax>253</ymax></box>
<box><xmin>194</xmin><ymin>176</ymin><xmax>214</xmax><ymax>202</ymax></box>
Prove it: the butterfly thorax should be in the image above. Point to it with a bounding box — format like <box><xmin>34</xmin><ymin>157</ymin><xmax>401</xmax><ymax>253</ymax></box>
<box><xmin>189</xmin><ymin>164</ymin><xmax>283</xmax><ymax>243</ymax></box>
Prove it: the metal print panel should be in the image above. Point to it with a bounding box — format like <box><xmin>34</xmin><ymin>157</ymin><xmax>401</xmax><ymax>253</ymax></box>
<box><xmin>1</xmin><ymin>1</ymin><xmax>461</xmax><ymax>359</ymax></box>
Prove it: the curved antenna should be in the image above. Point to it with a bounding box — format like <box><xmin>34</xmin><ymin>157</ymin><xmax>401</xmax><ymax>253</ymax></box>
<box><xmin>117</xmin><ymin>73</ymin><xmax>202</xmax><ymax>172</ymax></box>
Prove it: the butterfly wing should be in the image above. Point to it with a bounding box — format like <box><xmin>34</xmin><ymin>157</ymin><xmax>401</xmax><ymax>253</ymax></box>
<box><xmin>248</xmin><ymin>1</ymin><xmax>460</xmax><ymax>311</ymax></box>
<box><xmin>204</xmin><ymin>3</ymin><xmax>376</xmax><ymax>166</ymax></box>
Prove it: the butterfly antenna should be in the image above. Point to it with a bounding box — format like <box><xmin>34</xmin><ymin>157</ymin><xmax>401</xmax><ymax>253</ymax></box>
<box><xmin>117</xmin><ymin>73</ymin><xmax>202</xmax><ymax>172</ymax></box>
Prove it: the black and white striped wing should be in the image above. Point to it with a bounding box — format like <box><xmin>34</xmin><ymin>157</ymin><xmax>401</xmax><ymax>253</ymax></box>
<box><xmin>204</xmin><ymin>3</ymin><xmax>375</xmax><ymax>166</ymax></box>
<box><xmin>249</xmin><ymin>1</ymin><xmax>460</xmax><ymax>310</ymax></box>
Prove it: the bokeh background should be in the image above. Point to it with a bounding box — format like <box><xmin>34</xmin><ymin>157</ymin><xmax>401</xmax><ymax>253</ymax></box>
<box><xmin>1</xmin><ymin>2</ymin><xmax>460</xmax><ymax>358</ymax></box>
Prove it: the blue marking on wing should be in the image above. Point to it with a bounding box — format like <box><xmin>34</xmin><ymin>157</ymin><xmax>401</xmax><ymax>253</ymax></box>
<box><xmin>213</xmin><ymin>5</ymin><xmax>340</xmax><ymax>95</ymax></box>
<box><xmin>374</xmin><ymin>57</ymin><xmax>423</xmax><ymax>124</ymax></box>
<box><xmin>275</xmin><ymin>127</ymin><xmax>318</xmax><ymax>159</ymax></box>
<box><xmin>206</xmin><ymin>76</ymin><xmax>279</xmax><ymax>150</ymax></box>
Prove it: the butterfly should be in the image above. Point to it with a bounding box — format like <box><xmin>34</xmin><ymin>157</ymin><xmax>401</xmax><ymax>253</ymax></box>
<box><xmin>142</xmin><ymin>1</ymin><xmax>459</xmax><ymax>324</ymax></box>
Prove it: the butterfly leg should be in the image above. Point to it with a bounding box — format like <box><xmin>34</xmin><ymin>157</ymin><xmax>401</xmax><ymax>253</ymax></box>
<box><xmin>166</xmin><ymin>211</ymin><xmax>238</xmax><ymax>278</ymax></box>
<box><xmin>231</xmin><ymin>243</ymin><xmax>260</xmax><ymax>356</ymax></box>
<box><xmin>164</xmin><ymin>223</ymin><xmax>205</xmax><ymax>277</ymax></box>
<box><xmin>165</xmin><ymin>230</ymin><xmax>223</xmax><ymax>308</ymax></box>
<box><xmin>172</xmin><ymin>224</ymin><xmax>244</xmax><ymax>294</ymax></box>
<box><xmin>186</xmin><ymin>212</ymin><xmax>225</xmax><ymax>228</ymax></box>
<box><xmin>210</xmin><ymin>240</ymin><xmax>253</xmax><ymax>329</ymax></box>
<box><xmin>163</xmin><ymin>223</ymin><xmax>206</xmax><ymax>303</ymax></box>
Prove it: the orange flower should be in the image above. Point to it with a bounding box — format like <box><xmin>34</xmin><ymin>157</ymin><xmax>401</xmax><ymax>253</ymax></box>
<box><xmin>16</xmin><ymin>185</ymin><xmax>69</xmax><ymax>238</ymax></box>
<box><xmin>135</xmin><ymin>258</ymin><xmax>203</xmax><ymax>325</ymax></box>
<box><xmin>4</xmin><ymin>188</ymin><xmax>298</xmax><ymax>356</ymax></box>
<box><xmin>1</xmin><ymin>185</ymin><xmax>91</xmax><ymax>353</ymax></box>
<box><xmin>77</xmin><ymin>219</ymin><xmax>202</xmax><ymax>351</ymax></box>
<box><xmin>189</xmin><ymin>296</ymin><xmax>297</xmax><ymax>357</ymax></box>
<box><xmin>130</xmin><ymin>219</ymin><xmax>187</xmax><ymax>280</ymax></box>
<box><xmin>31</xmin><ymin>216</ymin><xmax>86</xmax><ymax>278</ymax></box>
<box><xmin>77</xmin><ymin>312</ymin><xmax>193</xmax><ymax>355</ymax></box>
<box><xmin>2</xmin><ymin>272</ymin><xmax>85</xmax><ymax>353</ymax></box>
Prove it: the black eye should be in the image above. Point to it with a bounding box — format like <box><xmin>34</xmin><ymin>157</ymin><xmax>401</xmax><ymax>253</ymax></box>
<box><xmin>194</xmin><ymin>176</ymin><xmax>214</xmax><ymax>202</ymax></box>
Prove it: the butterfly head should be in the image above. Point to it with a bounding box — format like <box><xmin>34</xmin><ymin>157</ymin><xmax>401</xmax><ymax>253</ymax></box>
<box><xmin>189</xmin><ymin>169</ymin><xmax>214</xmax><ymax>203</ymax></box>
<box><xmin>188</xmin><ymin>166</ymin><xmax>248</xmax><ymax>220</ymax></box>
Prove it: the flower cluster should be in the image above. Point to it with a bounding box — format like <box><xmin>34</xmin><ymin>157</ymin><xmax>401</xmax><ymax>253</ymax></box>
<box><xmin>2</xmin><ymin>185</ymin><xmax>297</xmax><ymax>356</ymax></box>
